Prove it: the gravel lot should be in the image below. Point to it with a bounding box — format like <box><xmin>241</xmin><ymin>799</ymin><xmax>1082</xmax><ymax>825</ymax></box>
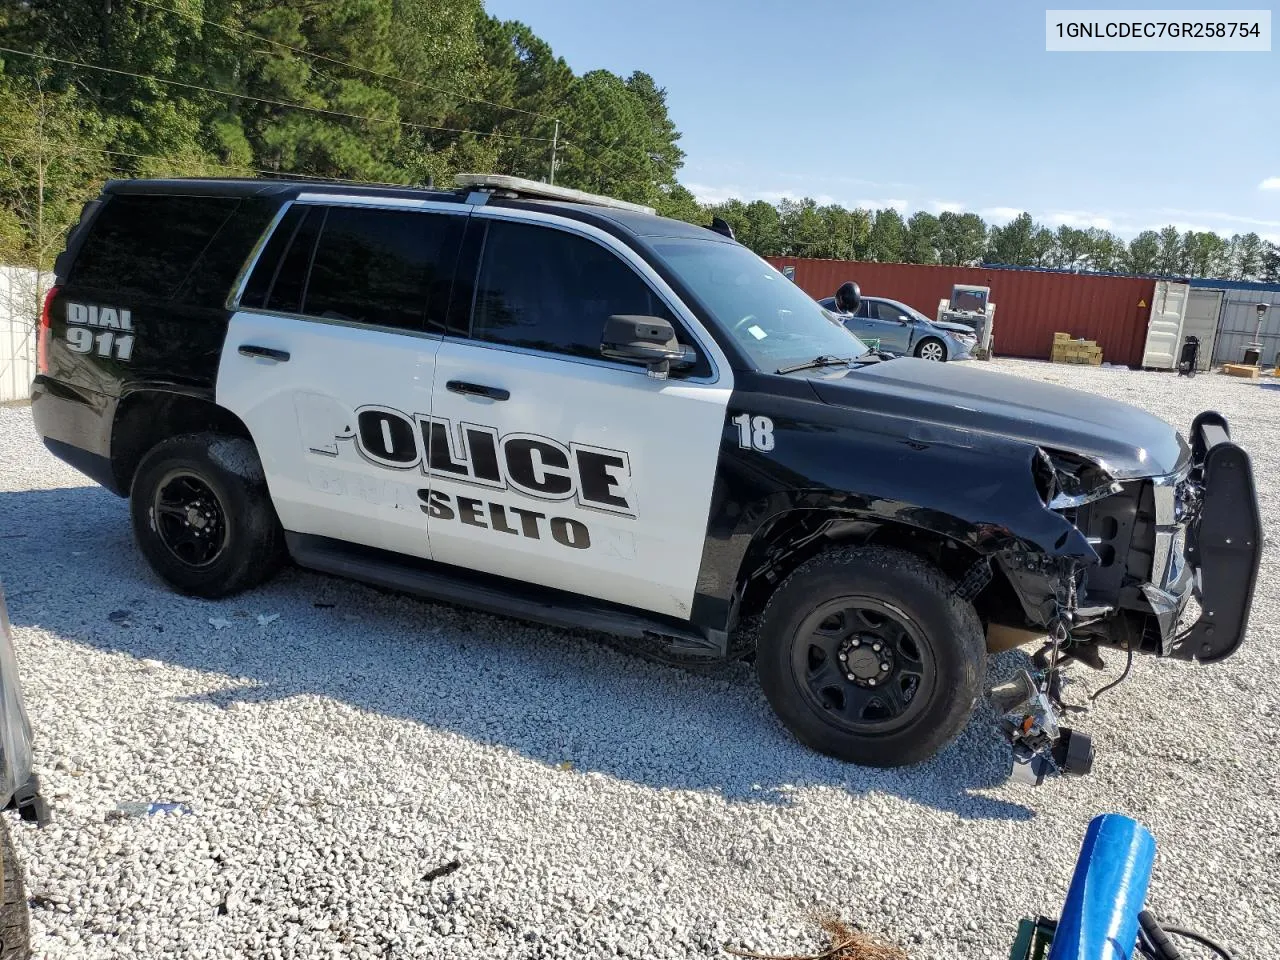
<box><xmin>2</xmin><ymin>359</ymin><xmax>1277</xmax><ymax>960</ymax></box>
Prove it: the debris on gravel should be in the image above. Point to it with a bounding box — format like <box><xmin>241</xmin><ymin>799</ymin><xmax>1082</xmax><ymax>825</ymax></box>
<box><xmin>1</xmin><ymin>358</ymin><xmax>1277</xmax><ymax>959</ymax></box>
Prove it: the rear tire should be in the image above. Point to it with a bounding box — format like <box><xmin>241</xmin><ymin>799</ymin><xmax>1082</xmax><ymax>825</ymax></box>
<box><xmin>0</xmin><ymin>818</ymin><xmax>31</xmax><ymax>960</ymax></box>
<box><xmin>915</xmin><ymin>337</ymin><xmax>947</xmax><ymax>362</ymax></box>
<box><xmin>756</xmin><ymin>546</ymin><xmax>985</xmax><ymax>767</ymax></box>
<box><xmin>130</xmin><ymin>433</ymin><xmax>284</xmax><ymax>598</ymax></box>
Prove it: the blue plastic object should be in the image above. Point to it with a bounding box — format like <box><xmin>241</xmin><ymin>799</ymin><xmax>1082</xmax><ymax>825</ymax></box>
<box><xmin>1047</xmin><ymin>814</ymin><xmax>1157</xmax><ymax>960</ymax></box>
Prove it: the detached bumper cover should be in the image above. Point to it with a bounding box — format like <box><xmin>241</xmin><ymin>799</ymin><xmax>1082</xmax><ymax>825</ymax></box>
<box><xmin>1167</xmin><ymin>411</ymin><xmax>1262</xmax><ymax>663</ymax></box>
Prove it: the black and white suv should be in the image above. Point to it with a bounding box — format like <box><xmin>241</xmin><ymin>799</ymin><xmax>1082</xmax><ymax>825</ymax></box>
<box><xmin>30</xmin><ymin>174</ymin><xmax>1261</xmax><ymax>775</ymax></box>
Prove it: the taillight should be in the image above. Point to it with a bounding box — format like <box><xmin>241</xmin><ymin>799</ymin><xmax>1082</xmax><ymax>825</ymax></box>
<box><xmin>36</xmin><ymin>285</ymin><xmax>59</xmax><ymax>376</ymax></box>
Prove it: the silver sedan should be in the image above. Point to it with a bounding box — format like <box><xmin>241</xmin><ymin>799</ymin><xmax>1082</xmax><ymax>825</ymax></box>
<box><xmin>818</xmin><ymin>295</ymin><xmax>976</xmax><ymax>361</ymax></box>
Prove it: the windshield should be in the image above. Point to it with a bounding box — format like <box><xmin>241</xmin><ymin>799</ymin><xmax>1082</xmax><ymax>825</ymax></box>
<box><xmin>651</xmin><ymin>238</ymin><xmax>869</xmax><ymax>371</ymax></box>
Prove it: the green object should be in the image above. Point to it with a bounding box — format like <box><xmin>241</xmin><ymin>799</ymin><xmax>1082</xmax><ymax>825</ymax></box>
<box><xmin>1008</xmin><ymin>917</ymin><xmax>1057</xmax><ymax>960</ymax></box>
<box><xmin>864</xmin><ymin>338</ymin><xmax>881</xmax><ymax>350</ymax></box>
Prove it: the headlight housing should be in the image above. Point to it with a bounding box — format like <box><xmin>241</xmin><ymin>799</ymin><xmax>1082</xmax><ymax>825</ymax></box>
<box><xmin>1033</xmin><ymin>449</ymin><xmax>1122</xmax><ymax>509</ymax></box>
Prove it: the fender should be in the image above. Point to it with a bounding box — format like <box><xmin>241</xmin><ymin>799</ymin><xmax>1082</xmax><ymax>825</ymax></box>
<box><xmin>688</xmin><ymin>373</ymin><xmax>1097</xmax><ymax>633</ymax></box>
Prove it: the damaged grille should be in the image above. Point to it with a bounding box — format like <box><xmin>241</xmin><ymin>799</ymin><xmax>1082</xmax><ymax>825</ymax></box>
<box><xmin>1068</xmin><ymin>467</ymin><xmax>1193</xmax><ymax>607</ymax></box>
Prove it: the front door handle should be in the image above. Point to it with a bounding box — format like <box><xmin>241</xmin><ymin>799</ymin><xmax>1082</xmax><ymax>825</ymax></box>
<box><xmin>239</xmin><ymin>344</ymin><xmax>290</xmax><ymax>362</ymax></box>
<box><xmin>446</xmin><ymin>380</ymin><xmax>509</xmax><ymax>401</ymax></box>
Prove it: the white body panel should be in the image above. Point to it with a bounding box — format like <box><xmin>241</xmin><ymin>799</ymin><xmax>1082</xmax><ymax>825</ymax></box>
<box><xmin>426</xmin><ymin>340</ymin><xmax>730</xmax><ymax>619</ymax></box>
<box><xmin>1141</xmin><ymin>280</ymin><xmax>1191</xmax><ymax>369</ymax></box>
<box><xmin>215</xmin><ymin>197</ymin><xmax>735</xmax><ymax>620</ymax></box>
<box><xmin>216</xmin><ymin>311</ymin><xmax>441</xmax><ymax>560</ymax></box>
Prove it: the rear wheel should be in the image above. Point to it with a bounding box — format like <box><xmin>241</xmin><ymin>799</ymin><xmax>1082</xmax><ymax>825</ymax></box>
<box><xmin>915</xmin><ymin>337</ymin><xmax>947</xmax><ymax>362</ymax></box>
<box><xmin>756</xmin><ymin>546</ymin><xmax>985</xmax><ymax>767</ymax></box>
<box><xmin>130</xmin><ymin>433</ymin><xmax>285</xmax><ymax>598</ymax></box>
<box><xmin>0</xmin><ymin>818</ymin><xmax>31</xmax><ymax>960</ymax></box>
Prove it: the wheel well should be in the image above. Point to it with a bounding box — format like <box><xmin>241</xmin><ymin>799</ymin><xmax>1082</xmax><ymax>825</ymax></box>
<box><xmin>111</xmin><ymin>391</ymin><xmax>253</xmax><ymax>494</ymax></box>
<box><xmin>734</xmin><ymin>509</ymin><xmax>1023</xmax><ymax>629</ymax></box>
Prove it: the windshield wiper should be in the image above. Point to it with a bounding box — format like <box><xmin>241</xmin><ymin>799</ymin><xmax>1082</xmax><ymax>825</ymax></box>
<box><xmin>776</xmin><ymin>354</ymin><xmax>860</xmax><ymax>375</ymax></box>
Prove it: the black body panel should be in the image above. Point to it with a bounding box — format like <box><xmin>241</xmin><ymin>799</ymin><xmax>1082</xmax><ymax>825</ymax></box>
<box><xmin>688</xmin><ymin>369</ymin><xmax>1095</xmax><ymax>633</ymax></box>
<box><xmin>811</xmin><ymin>359</ymin><xmax>1190</xmax><ymax>480</ymax></box>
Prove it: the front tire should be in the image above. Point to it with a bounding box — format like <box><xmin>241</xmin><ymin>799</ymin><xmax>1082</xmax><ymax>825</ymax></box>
<box><xmin>130</xmin><ymin>433</ymin><xmax>284</xmax><ymax>598</ymax></box>
<box><xmin>756</xmin><ymin>546</ymin><xmax>985</xmax><ymax>767</ymax></box>
<box><xmin>915</xmin><ymin>337</ymin><xmax>947</xmax><ymax>362</ymax></box>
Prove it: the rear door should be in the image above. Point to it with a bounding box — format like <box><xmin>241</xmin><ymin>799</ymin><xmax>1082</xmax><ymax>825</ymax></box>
<box><xmin>216</xmin><ymin>196</ymin><xmax>467</xmax><ymax>559</ymax></box>
<box><xmin>1141</xmin><ymin>280</ymin><xmax>1191</xmax><ymax>369</ymax></box>
<box><xmin>423</xmin><ymin>209</ymin><xmax>733</xmax><ymax>620</ymax></box>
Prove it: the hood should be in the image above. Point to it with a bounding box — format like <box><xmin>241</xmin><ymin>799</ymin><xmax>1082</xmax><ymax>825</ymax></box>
<box><xmin>930</xmin><ymin>319</ymin><xmax>977</xmax><ymax>337</ymax></box>
<box><xmin>809</xmin><ymin>358</ymin><xmax>1189</xmax><ymax>479</ymax></box>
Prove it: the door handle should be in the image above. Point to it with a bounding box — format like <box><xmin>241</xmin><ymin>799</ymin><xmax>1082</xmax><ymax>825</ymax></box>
<box><xmin>239</xmin><ymin>344</ymin><xmax>290</xmax><ymax>362</ymax></box>
<box><xmin>446</xmin><ymin>380</ymin><xmax>509</xmax><ymax>401</ymax></box>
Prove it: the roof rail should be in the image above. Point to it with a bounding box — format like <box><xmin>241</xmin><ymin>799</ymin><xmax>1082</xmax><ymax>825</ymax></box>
<box><xmin>454</xmin><ymin>174</ymin><xmax>656</xmax><ymax>216</ymax></box>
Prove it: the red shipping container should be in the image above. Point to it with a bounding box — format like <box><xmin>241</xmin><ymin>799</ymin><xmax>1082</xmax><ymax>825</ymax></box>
<box><xmin>766</xmin><ymin>258</ymin><xmax>1156</xmax><ymax>367</ymax></box>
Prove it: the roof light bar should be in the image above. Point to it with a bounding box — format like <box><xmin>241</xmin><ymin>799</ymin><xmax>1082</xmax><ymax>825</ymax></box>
<box><xmin>454</xmin><ymin>174</ymin><xmax>656</xmax><ymax>216</ymax></box>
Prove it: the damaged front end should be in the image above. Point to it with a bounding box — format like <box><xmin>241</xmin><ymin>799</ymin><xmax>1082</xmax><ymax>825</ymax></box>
<box><xmin>988</xmin><ymin>411</ymin><xmax>1261</xmax><ymax>785</ymax></box>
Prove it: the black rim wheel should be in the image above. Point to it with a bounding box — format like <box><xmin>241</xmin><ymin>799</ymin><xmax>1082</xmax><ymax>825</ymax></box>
<box><xmin>151</xmin><ymin>470</ymin><xmax>229</xmax><ymax>568</ymax></box>
<box><xmin>790</xmin><ymin>597</ymin><xmax>936</xmax><ymax>735</ymax></box>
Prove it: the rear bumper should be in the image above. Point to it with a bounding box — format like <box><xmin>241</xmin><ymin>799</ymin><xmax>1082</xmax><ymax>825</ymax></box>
<box><xmin>30</xmin><ymin>376</ymin><xmax>120</xmax><ymax>493</ymax></box>
<box><xmin>1158</xmin><ymin>412</ymin><xmax>1261</xmax><ymax>663</ymax></box>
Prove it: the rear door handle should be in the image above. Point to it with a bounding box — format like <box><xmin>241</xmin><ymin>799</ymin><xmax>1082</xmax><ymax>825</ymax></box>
<box><xmin>239</xmin><ymin>344</ymin><xmax>290</xmax><ymax>362</ymax></box>
<box><xmin>446</xmin><ymin>380</ymin><xmax>509</xmax><ymax>401</ymax></box>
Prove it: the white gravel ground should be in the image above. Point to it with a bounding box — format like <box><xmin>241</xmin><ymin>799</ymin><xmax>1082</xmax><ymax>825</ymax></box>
<box><xmin>1</xmin><ymin>359</ymin><xmax>1277</xmax><ymax>960</ymax></box>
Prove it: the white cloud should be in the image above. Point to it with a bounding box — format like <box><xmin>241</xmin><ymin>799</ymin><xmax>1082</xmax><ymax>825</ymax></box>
<box><xmin>1045</xmin><ymin>211</ymin><xmax>1114</xmax><ymax>230</ymax></box>
<box><xmin>929</xmin><ymin>200</ymin><xmax>966</xmax><ymax>214</ymax></box>
<box><xmin>980</xmin><ymin>206</ymin><xmax>1024</xmax><ymax>224</ymax></box>
<box><xmin>856</xmin><ymin>197</ymin><xmax>910</xmax><ymax>213</ymax></box>
<box><xmin>1156</xmin><ymin>207</ymin><xmax>1280</xmax><ymax>230</ymax></box>
<box><xmin>684</xmin><ymin>182</ymin><xmax>838</xmax><ymax>207</ymax></box>
<box><xmin>1259</xmin><ymin>177</ymin><xmax>1280</xmax><ymax>191</ymax></box>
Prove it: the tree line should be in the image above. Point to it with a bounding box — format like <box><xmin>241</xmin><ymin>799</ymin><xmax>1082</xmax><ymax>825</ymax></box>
<box><xmin>693</xmin><ymin>201</ymin><xmax>1280</xmax><ymax>283</ymax></box>
<box><xmin>1</xmin><ymin>0</ymin><xmax>1275</xmax><ymax>288</ymax></box>
<box><xmin>0</xmin><ymin>0</ymin><xmax>690</xmax><ymax>269</ymax></box>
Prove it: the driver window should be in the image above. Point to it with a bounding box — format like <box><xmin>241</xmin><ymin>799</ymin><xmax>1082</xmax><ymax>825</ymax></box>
<box><xmin>875</xmin><ymin>302</ymin><xmax>907</xmax><ymax>322</ymax></box>
<box><xmin>470</xmin><ymin>219</ymin><xmax>709</xmax><ymax>376</ymax></box>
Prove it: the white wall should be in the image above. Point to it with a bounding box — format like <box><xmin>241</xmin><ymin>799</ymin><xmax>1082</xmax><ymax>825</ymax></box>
<box><xmin>0</xmin><ymin>265</ymin><xmax>42</xmax><ymax>404</ymax></box>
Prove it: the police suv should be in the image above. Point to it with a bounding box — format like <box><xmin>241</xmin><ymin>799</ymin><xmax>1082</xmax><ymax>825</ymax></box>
<box><xmin>31</xmin><ymin>174</ymin><xmax>1261</xmax><ymax>774</ymax></box>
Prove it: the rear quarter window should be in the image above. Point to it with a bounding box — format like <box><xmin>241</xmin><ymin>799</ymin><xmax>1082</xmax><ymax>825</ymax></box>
<box><xmin>69</xmin><ymin>194</ymin><xmax>241</xmax><ymax>300</ymax></box>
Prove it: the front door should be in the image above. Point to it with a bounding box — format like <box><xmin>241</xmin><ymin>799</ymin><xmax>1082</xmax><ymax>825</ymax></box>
<box><xmin>423</xmin><ymin>210</ymin><xmax>733</xmax><ymax>620</ymax></box>
<box><xmin>216</xmin><ymin>197</ymin><xmax>467</xmax><ymax>559</ymax></box>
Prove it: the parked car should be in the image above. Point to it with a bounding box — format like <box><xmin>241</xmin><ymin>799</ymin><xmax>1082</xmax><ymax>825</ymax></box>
<box><xmin>819</xmin><ymin>292</ymin><xmax>976</xmax><ymax>361</ymax></box>
<box><xmin>0</xmin><ymin>581</ymin><xmax>49</xmax><ymax>960</ymax></box>
<box><xmin>29</xmin><ymin>174</ymin><xmax>1260</xmax><ymax>774</ymax></box>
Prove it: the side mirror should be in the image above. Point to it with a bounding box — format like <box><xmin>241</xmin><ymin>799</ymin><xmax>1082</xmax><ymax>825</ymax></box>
<box><xmin>601</xmin><ymin>315</ymin><xmax>691</xmax><ymax>379</ymax></box>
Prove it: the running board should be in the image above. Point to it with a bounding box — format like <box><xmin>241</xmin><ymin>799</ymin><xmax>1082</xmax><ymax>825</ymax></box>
<box><xmin>284</xmin><ymin>533</ymin><xmax>725</xmax><ymax>658</ymax></box>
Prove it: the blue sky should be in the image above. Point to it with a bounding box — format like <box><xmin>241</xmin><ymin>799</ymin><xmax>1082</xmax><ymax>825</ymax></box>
<box><xmin>484</xmin><ymin>0</ymin><xmax>1279</xmax><ymax>240</ymax></box>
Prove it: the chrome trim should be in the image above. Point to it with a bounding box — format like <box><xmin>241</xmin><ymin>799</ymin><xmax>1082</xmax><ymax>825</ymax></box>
<box><xmin>294</xmin><ymin>193</ymin><xmax>468</xmax><ymax>213</ymax></box>
<box><xmin>231</xmin><ymin>307</ymin><xmax>444</xmax><ymax>342</ymax></box>
<box><xmin>225</xmin><ymin>200</ymin><xmax>295</xmax><ymax>312</ymax></box>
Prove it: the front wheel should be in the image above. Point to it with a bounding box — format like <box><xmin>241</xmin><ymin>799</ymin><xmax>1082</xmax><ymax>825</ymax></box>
<box><xmin>915</xmin><ymin>337</ymin><xmax>947</xmax><ymax>362</ymax></box>
<box><xmin>756</xmin><ymin>546</ymin><xmax>985</xmax><ymax>767</ymax></box>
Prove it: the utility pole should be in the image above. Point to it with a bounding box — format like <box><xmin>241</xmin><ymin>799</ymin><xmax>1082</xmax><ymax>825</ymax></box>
<box><xmin>549</xmin><ymin>120</ymin><xmax>559</xmax><ymax>185</ymax></box>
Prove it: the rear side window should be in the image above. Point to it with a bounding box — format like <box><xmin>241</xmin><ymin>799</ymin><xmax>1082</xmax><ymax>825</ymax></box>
<box><xmin>70</xmin><ymin>194</ymin><xmax>240</xmax><ymax>299</ymax></box>
<box><xmin>241</xmin><ymin>204</ymin><xmax>464</xmax><ymax>333</ymax></box>
<box><xmin>471</xmin><ymin>219</ymin><xmax>675</xmax><ymax>360</ymax></box>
